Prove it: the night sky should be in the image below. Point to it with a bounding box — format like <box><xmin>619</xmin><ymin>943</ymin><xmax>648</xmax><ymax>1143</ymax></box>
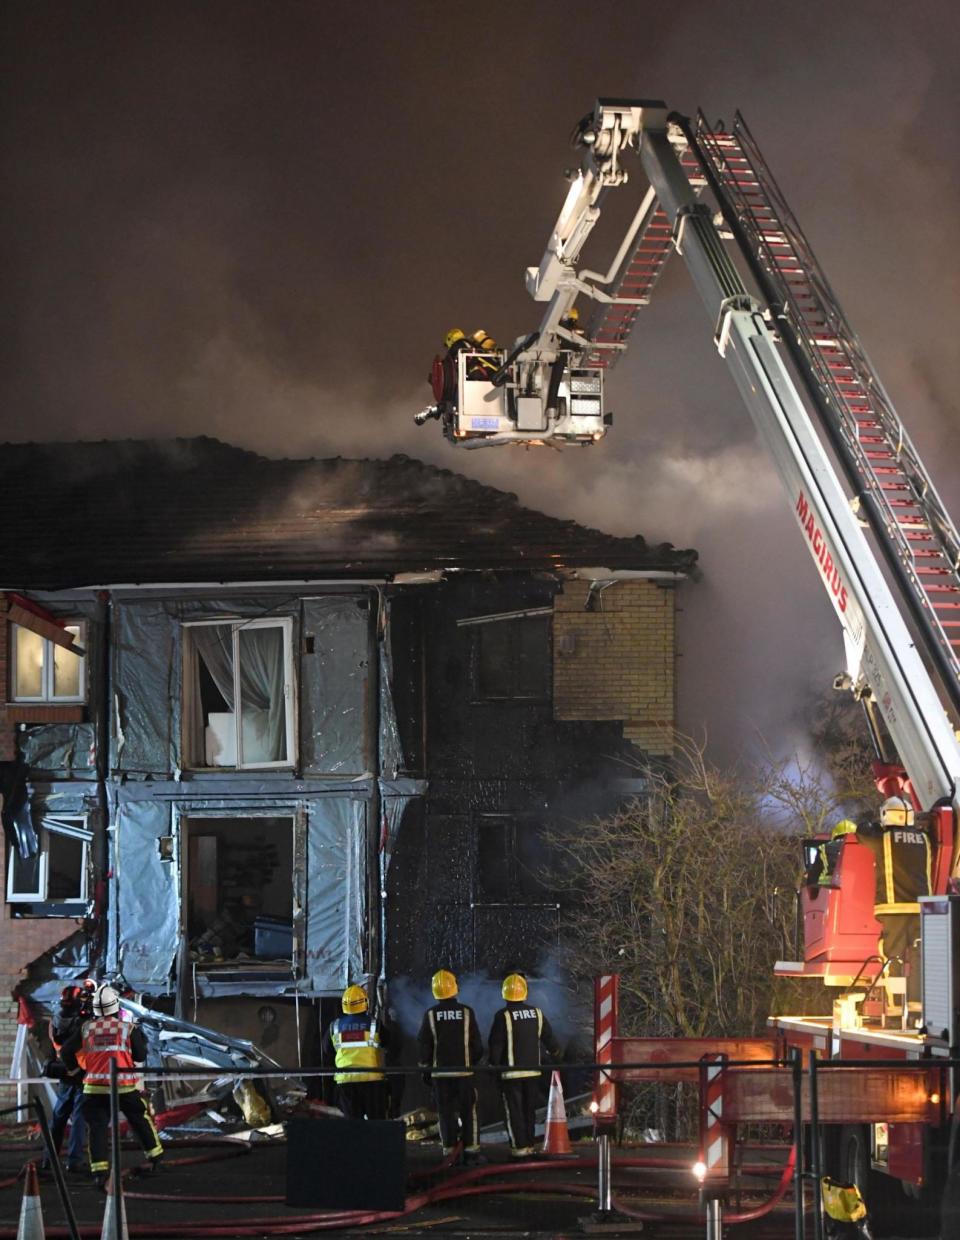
<box><xmin>3</xmin><ymin>1</ymin><xmax>959</xmax><ymax>762</ymax></box>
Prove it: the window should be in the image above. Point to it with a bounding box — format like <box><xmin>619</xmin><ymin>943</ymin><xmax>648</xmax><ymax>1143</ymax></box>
<box><xmin>476</xmin><ymin>815</ymin><xmax>547</xmax><ymax>902</ymax></box>
<box><xmin>474</xmin><ymin>615</ymin><xmax>551</xmax><ymax>701</ymax></box>
<box><xmin>182</xmin><ymin>815</ymin><xmax>296</xmax><ymax>971</ymax></box>
<box><xmin>183</xmin><ymin>619</ymin><xmax>295</xmax><ymax>769</ymax></box>
<box><xmin>11</xmin><ymin>623</ymin><xmax>85</xmax><ymax>703</ymax></box>
<box><xmin>7</xmin><ymin>816</ymin><xmax>92</xmax><ymax>911</ymax></box>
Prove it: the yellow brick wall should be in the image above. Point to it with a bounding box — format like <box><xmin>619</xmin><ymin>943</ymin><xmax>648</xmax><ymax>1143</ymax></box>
<box><xmin>553</xmin><ymin>579</ymin><xmax>675</xmax><ymax>756</ymax></box>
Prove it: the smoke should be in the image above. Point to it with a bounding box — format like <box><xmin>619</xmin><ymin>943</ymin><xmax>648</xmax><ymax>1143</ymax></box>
<box><xmin>2</xmin><ymin>1</ymin><xmax>958</xmax><ymax>763</ymax></box>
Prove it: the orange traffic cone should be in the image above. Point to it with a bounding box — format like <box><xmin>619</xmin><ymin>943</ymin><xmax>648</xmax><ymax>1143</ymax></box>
<box><xmin>16</xmin><ymin>1162</ymin><xmax>45</xmax><ymax>1240</ymax></box>
<box><xmin>542</xmin><ymin>1070</ymin><xmax>574</xmax><ymax>1156</ymax></box>
<box><xmin>99</xmin><ymin>1173</ymin><xmax>129</xmax><ymax>1240</ymax></box>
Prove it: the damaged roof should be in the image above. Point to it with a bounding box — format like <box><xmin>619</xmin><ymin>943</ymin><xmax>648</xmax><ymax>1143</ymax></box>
<box><xmin>0</xmin><ymin>437</ymin><xmax>697</xmax><ymax>588</ymax></box>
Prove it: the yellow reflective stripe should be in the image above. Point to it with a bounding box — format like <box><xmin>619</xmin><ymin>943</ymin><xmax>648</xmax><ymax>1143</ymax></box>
<box><xmin>537</xmin><ymin>1009</ymin><xmax>543</xmax><ymax>1038</ymax></box>
<box><xmin>875</xmin><ymin>902</ymin><xmax>921</xmax><ymax>915</ymax></box>
<box><xmin>504</xmin><ymin>1011</ymin><xmax>514</xmax><ymax>1067</ymax></box>
<box><xmin>463</xmin><ymin>1009</ymin><xmax>470</xmax><ymax>1065</ymax></box>
<box><xmin>883</xmin><ymin>833</ymin><xmax>895</xmax><ymax>905</ymax></box>
<box><xmin>83</xmin><ymin>1084</ymin><xmax>140</xmax><ymax>1094</ymax></box>
<box><xmin>925</xmin><ymin>837</ymin><xmax>932</xmax><ymax>892</ymax></box>
<box><xmin>503</xmin><ymin>1070</ymin><xmax>540</xmax><ymax>1079</ymax></box>
<box><xmin>430</xmin><ymin>1010</ymin><xmax>438</xmax><ymax>1068</ymax></box>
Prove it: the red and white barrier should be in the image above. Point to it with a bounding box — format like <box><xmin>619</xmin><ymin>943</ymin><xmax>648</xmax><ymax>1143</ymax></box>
<box><xmin>698</xmin><ymin>1053</ymin><xmax>730</xmax><ymax>1184</ymax></box>
<box><xmin>592</xmin><ymin>974</ymin><xmax>619</xmax><ymax>1125</ymax></box>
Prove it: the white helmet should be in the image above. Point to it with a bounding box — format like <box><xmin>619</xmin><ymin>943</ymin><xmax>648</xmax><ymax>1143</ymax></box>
<box><xmin>93</xmin><ymin>984</ymin><xmax>120</xmax><ymax>1018</ymax></box>
<box><xmin>880</xmin><ymin>796</ymin><xmax>914</xmax><ymax>828</ymax></box>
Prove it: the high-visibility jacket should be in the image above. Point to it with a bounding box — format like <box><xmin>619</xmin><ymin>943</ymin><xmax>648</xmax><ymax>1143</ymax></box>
<box><xmin>856</xmin><ymin>823</ymin><xmax>932</xmax><ymax>915</ymax></box>
<box><xmin>329</xmin><ymin>1014</ymin><xmax>386</xmax><ymax>1084</ymax></box>
<box><xmin>76</xmin><ymin>1017</ymin><xmax>145</xmax><ymax>1093</ymax></box>
<box><xmin>488</xmin><ymin>1002</ymin><xmax>561</xmax><ymax>1080</ymax></box>
<box><xmin>417</xmin><ymin>1000</ymin><xmax>483</xmax><ymax>1078</ymax></box>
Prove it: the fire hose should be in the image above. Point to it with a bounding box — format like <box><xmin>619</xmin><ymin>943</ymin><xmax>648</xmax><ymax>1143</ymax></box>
<box><xmin>0</xmin><ymin>1143</ymin><xmax>797</xmax><ymax>1236</ymax></box>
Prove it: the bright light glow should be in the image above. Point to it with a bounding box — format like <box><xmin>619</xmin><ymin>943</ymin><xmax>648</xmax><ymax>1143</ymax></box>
<box><xmin>692</xmin><ymin>1160</ymin><xmax>707</xmax><ymax>1182</ymax></box>
<box><xmin>592</xmin><ymin>431</ymin><xmax>603</xmax><ymax>441</ymax></box>
<box><xmin>929</xmin><ymin>1092</ymin><xmax>941</xmax><ymax>1104</ymax></box>
<box><xmin>589</xmin><ymin>1100</ymin><xmax>599</xmax><ymax>1114</ymax></box>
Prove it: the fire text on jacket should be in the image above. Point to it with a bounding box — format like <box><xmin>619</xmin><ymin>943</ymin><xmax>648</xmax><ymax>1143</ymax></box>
<box><xmin>796</xmin><ymin>490</ymin><xmax>848</xmax><ymax>613</ymax></box>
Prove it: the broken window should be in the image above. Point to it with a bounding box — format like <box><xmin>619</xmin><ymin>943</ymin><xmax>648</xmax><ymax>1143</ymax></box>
<box><xmin>11</xmin><ymin>623</ymin><xmax>85</xmax><ymax>703</ymax></box>
<box><xmin>182</xmin><ymin>619</ymin><xmax>294</xmax><ymax>768</ymax></box>
<box><xmin>183</xmin><ymin>815</ymin><xmax>296</xmax><ymax>971</ymax></box>
<box><xmin>473</xmin><ymin>615</ymin><xmax>551</xmax><ymax>701</ymax></box>
<box><xmin>6</xmin><ymin>816</ymin><xmax>91</xmax><ymax>913</ymax></box>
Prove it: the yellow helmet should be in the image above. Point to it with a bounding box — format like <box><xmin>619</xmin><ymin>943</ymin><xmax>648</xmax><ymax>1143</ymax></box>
<box><xmin>831</xmin><ymin>818</ymin><xmax>858</xmax><ymax>839</ymax></box>
<box><xmin>342</xmin><ymin>984</ymin><xmax>368</xmax><ymax>1014</ymax></box>
<box><xmin>563</xmin><ymin>307</ymin><xmax>580</xmax><ymax>323</ymax></box>
<box><xmin>502</xmin><ymin>973</ymin><xmax>527</xmax><ymax>1002</ymax></box>
<box><xmin>444</xmin><ymin>328</ymin><xmax>465</xmax><ymax>350</ymax></box>
<box><xmin>432</xmin><ymin>969</ymin><xmax>458</xmax><ymax>1000</ymax></box>
<box><xmin>880</xmin><ymin>796</ymin><xmax>914</xmax><ymax>828</ymax></box>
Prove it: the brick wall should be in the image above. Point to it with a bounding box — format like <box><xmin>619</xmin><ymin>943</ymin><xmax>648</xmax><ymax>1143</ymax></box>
<box><xmin>553</xmin><ymin>579</ymin><xmax>676</xmax><ymax>755</ymax></box>
<box><xmin>0</xmin><ymin>823</ymin><xmax>84</xmax><ymax>1110</ymax></box>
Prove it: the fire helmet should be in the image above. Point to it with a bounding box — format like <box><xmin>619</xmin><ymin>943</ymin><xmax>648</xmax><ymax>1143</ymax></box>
<box><xmin>502</xmin><ymin>973</ymin><xmax>528</xmax><ymax>1002</ymax></box>
<box><xmin>880</xmin><ymin>796</ymin><xmax>914</xmax><ymax>828</ymax></box>
<box><xmin>831</xmin><ymin>819</ymin><xmax>858</xmax><ymax>839</ymax></box>
<box><xmin>470</xmin><ymin>329</ymin><xmax>497</xmax><ymax>350</ymax></box>
<box><xmin>444</xmin><ymin>328</ymin><xmax>466</xmax><ymax>350</ymax></box>
<box><xmin>93</xmin><ymin>985</ymin><xmax>120</xmax><ymax>1018</ymax></box>
<box><xmin>342</xmin><ymin>984</ymin><xmax>368</xmax><ymax>1014</ymax></box>
<box><xmin>432</xmin><ymin>969</ymin><xmax>458</xmax><ymax>1000</ymax></box>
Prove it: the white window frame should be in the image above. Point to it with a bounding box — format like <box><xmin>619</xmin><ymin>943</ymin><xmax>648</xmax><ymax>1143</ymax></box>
<box><xmin>182</xmin><ymin>617</ymin><xmax>296</xmax><ymax>770</ymax></box>
<box><xmin>10</xmin><ymin>621</ymin><xmax>86</xmax><ymax>704</ymax></box>
<box><xmin>6</xmin><ymin>816</ymin><xmax>92</xmax><ymax>906</ymax></box>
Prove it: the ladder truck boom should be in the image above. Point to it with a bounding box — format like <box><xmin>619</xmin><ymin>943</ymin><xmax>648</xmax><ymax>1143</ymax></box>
<box><xmin>421</xmin><ymin>97</ymin><xmax>960</xmax><ymax>829</ymax></box>
<box><xmin>420</xmin><ymin>96</ymin><xmax>960</xmax><ymax>1219</ymax></box>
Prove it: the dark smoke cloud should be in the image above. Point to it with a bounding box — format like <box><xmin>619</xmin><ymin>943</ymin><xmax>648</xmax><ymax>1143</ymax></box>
<box><xmin>2</xmin><ymin>1</ymin><xmax>958</xmax><ymax>763</ymax></box>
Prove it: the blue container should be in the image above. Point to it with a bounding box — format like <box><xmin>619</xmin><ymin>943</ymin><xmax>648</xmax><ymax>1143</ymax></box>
<box><xmin>254</xmin><ymin>916</ymin><xmax>293</xmax><ymax>959</ymax></box>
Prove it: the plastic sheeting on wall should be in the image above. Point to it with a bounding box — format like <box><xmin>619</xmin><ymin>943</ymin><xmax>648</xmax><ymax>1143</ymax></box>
<box><xmin>112</xmin><ymin>602</ymin><xmax>177</xmax><ymax>774</ymax></box>
<box><xmin>301</xmin><ymin>597</ymin><xmax>371</xmax><ymax>776</ymax></box>
<box><xmin>305</xmin><ymin>797</ymin><xmax>365</xmax><ymax>990</ymax></box>
<box><xmin>113</xmin><ymin>798</ymin><xmax>179</xmax><ymax>987</ymax></box>
<box><xmin>19</xmin><ymin>724</ymin><xmax>97</xmax><ymax>775</ymax></box>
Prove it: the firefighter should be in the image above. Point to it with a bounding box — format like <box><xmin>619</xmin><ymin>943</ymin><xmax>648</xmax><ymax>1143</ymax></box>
<box><xmin>856</xmin><ymin>796</ymin><xmax>931</xmax><ymax>1003</ymax></box>
<box><xmin>60</xmin><ymin>984</ymin><xmax>163</xmax><ymax>1188</ymax></box>
<box><xmin>325</xmin><ymin>984</ymin><xmax>389</xmax><ymax>1121</ymax></box>
<box><xmin>488</xmin><ymin>973</ymin><xmax>561</xmax><ymax>1158</ymax></box>
<box><xmin>816</xmin><ymin>818</ymin><xmax>858</xmax><ymax>886</ymax></box>
<box><xmin>417</xmin><ymin>969</ymin><xmax>484</xmax><ymax>1164</ymax></box>
<box><xmin>41</xmin><ymin>983</ymin><xmax>91</xmax><ymax>1174</ymax></box>
<box><xmin>443</xmin><ymin>328</ymin><xmax>471</xmax><ymax>361</ymax></box>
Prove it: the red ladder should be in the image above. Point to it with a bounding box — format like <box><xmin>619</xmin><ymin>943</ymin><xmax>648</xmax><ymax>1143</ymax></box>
<box><xmin>582</xmin><ymin>150</ymin><xmax>703</xmax><ymax>369</ymax></box>
<box><xmin>687</xmin><ymin>112</ymin><xmax>960</xmax><ymax>701</ymax></box>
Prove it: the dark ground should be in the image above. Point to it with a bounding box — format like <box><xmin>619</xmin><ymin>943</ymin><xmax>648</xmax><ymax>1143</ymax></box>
<box><xmin>0</xmin><ymin>1131</ymin><xmax>804</xmax><ymax>1238</ymax></box>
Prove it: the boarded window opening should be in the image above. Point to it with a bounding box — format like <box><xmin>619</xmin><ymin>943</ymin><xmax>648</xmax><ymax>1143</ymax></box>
<box><xmin>473</xmin><ymin>616</ymin><xmax>551</xmax><ymax>701</ymax></box>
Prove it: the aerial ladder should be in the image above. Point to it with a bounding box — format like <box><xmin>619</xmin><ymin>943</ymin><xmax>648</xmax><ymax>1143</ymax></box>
<box><xmin>418</xmin><ymin>98</ymin><xmax>960</xmax><ymax>1214</ymax></box>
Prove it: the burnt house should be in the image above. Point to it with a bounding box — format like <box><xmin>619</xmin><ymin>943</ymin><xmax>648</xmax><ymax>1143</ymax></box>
<box><xmin>0</xmin><ymin>437</ymin><xmax>696</xmax><ymax>1077</ymax></box>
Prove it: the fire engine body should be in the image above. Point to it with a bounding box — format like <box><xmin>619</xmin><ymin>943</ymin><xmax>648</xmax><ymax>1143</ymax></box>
<box><xmin>423</xmin><ymin>99</ymin><xmax>960</xmax><ymax>1209</ymax></box>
